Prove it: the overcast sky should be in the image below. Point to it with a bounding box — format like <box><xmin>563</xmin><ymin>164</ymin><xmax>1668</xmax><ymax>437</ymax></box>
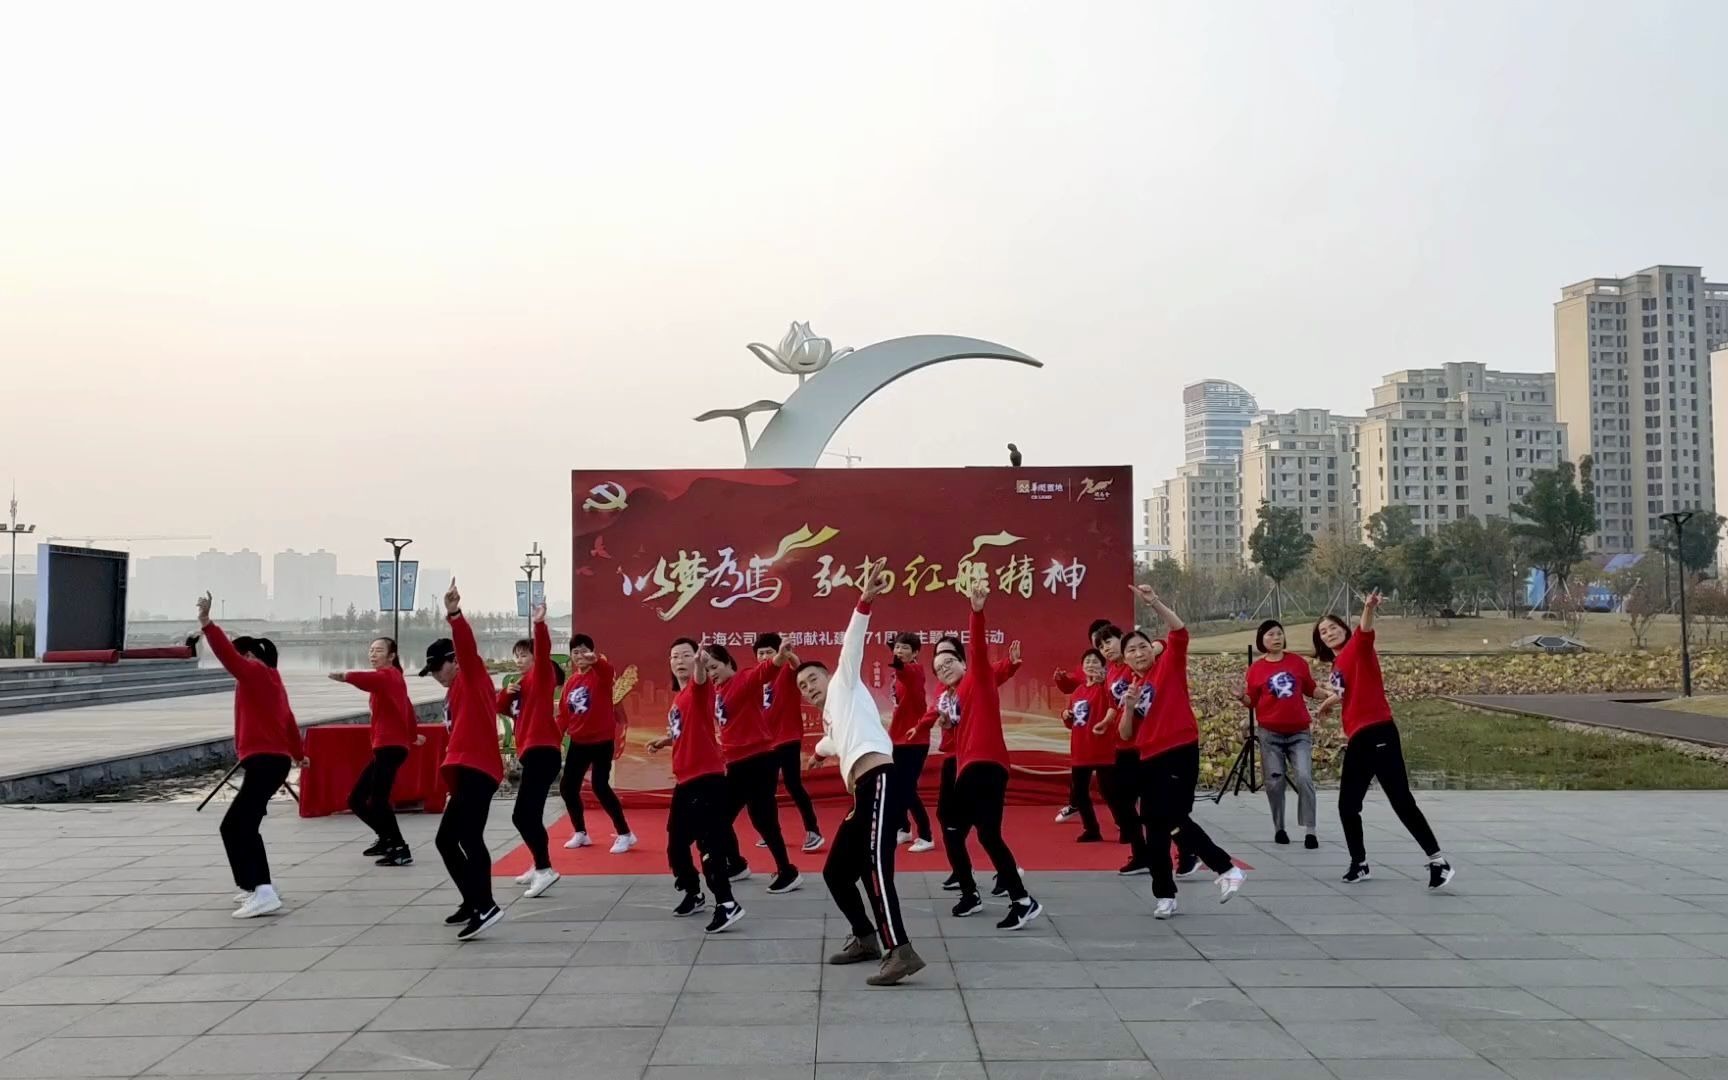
<box><xmin>4</xmin><ymin>1</ymin><xmax>1724</xmax><ymax>609</ymax></box>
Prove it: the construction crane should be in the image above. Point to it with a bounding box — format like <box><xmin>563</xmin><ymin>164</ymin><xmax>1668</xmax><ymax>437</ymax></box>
<box><xmin>48</xmin><ymin>534</ymin><xmax>211</xmax><ymax>547</ymax></box>
<box><xmin>821</xmin><ymin>447</ymin><xmax>864</xmax><ymax>468</ymax></box>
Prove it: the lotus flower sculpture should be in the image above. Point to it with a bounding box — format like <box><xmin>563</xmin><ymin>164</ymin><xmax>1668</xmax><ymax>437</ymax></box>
<box><xmin>749</xmin><ymin>322</ymin><xmax>852</xmax><ymax>382</ymax></box>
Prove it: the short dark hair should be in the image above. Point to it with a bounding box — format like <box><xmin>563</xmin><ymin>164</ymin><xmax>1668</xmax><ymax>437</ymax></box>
<box><xmin>668</xmin><ymin>637</ymin><xmax>700</xmax><ymax>691</ymax></box>
<box><xmin>755</xmin><ymin>632</ymin><xmax>782</xmax><ymax>652</ymax></box>
<box><xmin>1312</xmin><ymin>615</ymin><xmax>1351</xmax><ymax>663</ymax></box>
<box><xmin>795</xmin><ymin>659</ymin><xmax>828</xmax><ymax>675</ymax></box>
<box><xmin>1087</xmin><ymin>618</ymin><xmax>1112</xmax><ymax>640</ymax></box>
<box><xmin>1093</xmin><ymin>624</ymin><xmax>1124</xmax><ymax>647</ymax></box>
<box><xmin>893</xmin><ymin>632</ymin><xmax>920</xmax><ymax>651</ymax></box>
<box><xmin>935</xmin><ymin>634</ymin><xmax>964</xmax><ymax>662</ymax></box>
<box><xmin>1081</xmin><ymin>648</ymin><xmax>1106</xmax><ymax>667</ymax></box>
<box><xmin>513</xmin><ymin>638</ymin><xmax>533</xmax><ymax>654</ymax></box>
<box><xmin>705</xmin><ymin>643</ymin><xmax>737</xmax><ymax>671</ymax></box>
<box><xmin>571</xmin><ymin>633</ymin><xmax>594</xmax><ymax>651</ymax></box>
<box><xmin>1255</xmin><ymin>619</ymin><xmax>1284</xmax><ymax>654</ymax></box>
<box><xmin>1121</xmin><ymin>629</ymin><xmax>1155</xmax><ymax>650</ymax></box>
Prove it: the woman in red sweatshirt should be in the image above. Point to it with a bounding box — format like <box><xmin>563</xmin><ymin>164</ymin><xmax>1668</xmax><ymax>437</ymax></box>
<box><xmin>647</xmin><ymin>638</ymin><xmax>745</xmax><ymax>934</ymax></box>
<box><xmin>1056</xmin><ymin>623</ymin><xmax>1150</xmax><ymax>872</ymax></box>
<box><xmin>558</xmin><ymin>633</ymin><xmax>635</xmax><ymax>854</ymax></box>
<box><xmin>1239</xmin><ymin>619</ymin><xmax>1325</xmax><ymax>849</ymax></box>
<box><xmin>931</xmin><ymin>580</ymin><xmax>1042</xmax><ymax>931</ymax></box>
<box><xmin>499</xmin><ymin>605</ymin><xmax>563</xmax><ymax>901</ymax></box>
<box><xmin>421</xmin><ymin>580</ymin><xmax>505</xmax><ymax>941</ymax></box>
<box><xmin>755</xmin><ymin>632</ymin><xmax>824</xmax><ymax>852</ymax></box>
<box><xmin>1058</xmin><ymin>648</ymin><xmax>1117</xmax><ymax>843</ymax></box>
<box><xmin>888</xmin><ymin>632</ymin><xmax>936</xmax><ymax>852</ymax></box>
<box><xmin>706</xmin><ymin>643</ymin><xmax>802</xmax><ymax>894</ymax></box>
<box><xmin>1314</xmin><ymin>590</ymin><xmax>1454</xmax><ymax>889</ymax></box>
<box><xmin>197</xmin><ymin>592</ymin><xmax>305</xmax><ymax>920</ymax></box>
<box><xmin>1117</xmin><ymin>585</ymin><xmax>1245</xmax><ymax>919</ymax></box>
<box><xmin>329</xmin><ymin>636</ymin><xmax>417</xmax><ymax>867</ymax></box>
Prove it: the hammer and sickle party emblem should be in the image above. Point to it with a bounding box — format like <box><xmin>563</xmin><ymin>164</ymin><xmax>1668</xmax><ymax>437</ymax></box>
<box><xmin>583</xmin><ymin>483</ymin><xmax>629</xmax><ymax>513</ymax></box>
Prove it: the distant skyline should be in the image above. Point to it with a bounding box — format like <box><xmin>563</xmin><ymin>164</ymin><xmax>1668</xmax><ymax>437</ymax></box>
<box><xmin>4</xmin><ymin>2</ymin><xmax>1725</xmax><ymax>608</ymax></box>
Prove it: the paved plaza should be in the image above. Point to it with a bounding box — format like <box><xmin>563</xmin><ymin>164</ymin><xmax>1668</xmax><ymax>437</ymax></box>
<box><xmin>4</xmin><ymin>790</ymin><xmax>1728</xmax><ymax>1078</ymax></box>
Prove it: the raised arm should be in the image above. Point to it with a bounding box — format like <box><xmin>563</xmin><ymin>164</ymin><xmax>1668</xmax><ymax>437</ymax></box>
<box><xmin>445</xmin><ymin>580</ymin><xmax>491</xmax><ymax>689</ymax></box>
<box><xmin>837</xmin><ymin>559</ymin><xmax>889</xmax><ymax>679</ymax></box>
<box><xmin>1131</xmin><ymin>584</ymin><xmax>1183</xmax><ymax>632</ymax></box>
<box><xmin>532</xmin><ymin>608</ymin><xmax>552</xmax><ymax>680</ymax></box>
<box><xmin>1358</xmin><ymin>589</ymin><xmax>1382</xmax><ymax>633</ymax></box>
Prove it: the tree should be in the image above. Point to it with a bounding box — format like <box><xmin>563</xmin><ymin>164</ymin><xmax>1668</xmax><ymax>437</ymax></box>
<box><xmin>1246</xmin><ymin>501</ymin><xmax>1315</xmax><ymax>617</ymax></box>
<box><xmin>1366</xmin><ymin>505</ymin><xmax>1419</xmax><ymax>550</ymax></box>
<box><xmin>1652</xmin><ymin>510</ymin><xmax>1726</xmax><ymax>573</ymax></box>
<box><xmin>1435</xmin><ymin>516</ymin><xmax>1519</xmax><ymax>615</ymax></box>
<box><xmin>1690</xmin><ymin>580</ymin><xmax>1728</xmax><ymax>646</ymax></box>
<box><xmin>1608</xmin><ymin>567</ymin><xmax>1662</xmax><ymax>648</ymax></box>
<box><xmin>1397</xmin><ymin>536</ymin><xmax>1453</xmax><ymax>622</ymax></box>
<box><xmin>1510</xmin><ymin>456</ymin><xmax>1597</xmax><ymax>600</ymax></box>
<box><xmin>343</xmin><ymin>603</ymin><xmax>358</xmax><ymax>632</ymax></box>
<box><xmin>1146</xmin><ymin>556</ymin><xmax>1183</xmax><ymax>598</ymax></box>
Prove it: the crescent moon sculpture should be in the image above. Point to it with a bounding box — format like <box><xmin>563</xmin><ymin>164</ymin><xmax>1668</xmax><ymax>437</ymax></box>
<box><xmin>740</xmin><ymin>334</ymin><xmax>1042</xmax><ymax>468</ymax></box>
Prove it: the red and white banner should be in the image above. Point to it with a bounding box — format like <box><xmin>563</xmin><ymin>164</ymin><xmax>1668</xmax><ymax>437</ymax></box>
<box><xmin>571</xmin><ymin>466</ymin><xmax>1133</xmax><ymax>803</ymax></box>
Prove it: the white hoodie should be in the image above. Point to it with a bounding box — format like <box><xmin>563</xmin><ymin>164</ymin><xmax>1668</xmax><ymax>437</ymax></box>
<box><xmin>813</xmin><ymin>602</ymin><xmax>894</xmax><ymax>790</ymax></box>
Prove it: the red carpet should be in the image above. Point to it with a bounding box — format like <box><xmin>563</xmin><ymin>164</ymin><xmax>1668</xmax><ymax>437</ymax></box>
<box><xmin>494</xmin><ymin>804</ymin><xmax>1250</xmax><ymax>877</ymax></box>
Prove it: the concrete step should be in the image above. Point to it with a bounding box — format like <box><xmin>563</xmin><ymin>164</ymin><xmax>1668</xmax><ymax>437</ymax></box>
<box><xmin>0</xmin><ymin>664</ymin><xmax>221</xmax><ymax>696</ymax></box>
<box><xmin>0</xmin><ymin>677</ymin><xmax>234</xmax><ymax>716</ymax></box>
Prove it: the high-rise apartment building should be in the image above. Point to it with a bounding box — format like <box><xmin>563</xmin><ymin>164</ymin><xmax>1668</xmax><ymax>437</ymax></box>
<box><xmin>1356</xmin><ymin>363</ymin><xmax>1565</xmax><ymax>536</ymax></box>
<box><xmin>1556</xmin><ymin>266</ymin><xmax>1717</xmax><ymax>553</ymax></box>
<box><xmin>272</xmin><ymin>548</ymin><xmax>339</xmax><ymax>620</ymax></box>
<box><xmin>1183</xmin><ymin>380</ymin><xmax>1259</xmax><ymax>463</ymax></box>
<box><xmin>1705</xmin><ymin>280</ymin><xmax>1728</xmax><ymax>353</ymax></box>
<box><xmin>1240</xmin><ymin>409</ymin><xmax>1363</xmax><ymax>553</ymax></box>
<box><xmin>1142</xmin><ymin>494</ymin><xmax>1169</xmax><ymax>553</ymax></box>
<box><xmin>1153</xmin><ymin>461</ymin><xmax>1240</xmax><ymax>568</ymax></box>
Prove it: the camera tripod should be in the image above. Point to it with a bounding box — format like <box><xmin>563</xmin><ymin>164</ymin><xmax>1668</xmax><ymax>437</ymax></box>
<box><xmin>1210</xmin><ymin>643</ymin><xmax>1261</xmax><ymax>803</ymax></box>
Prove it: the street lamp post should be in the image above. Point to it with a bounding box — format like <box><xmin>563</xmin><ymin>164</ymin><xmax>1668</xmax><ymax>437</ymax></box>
<box><xmin>2</xmin><ymin>490</ymin><xmax>36</xmax><ymax>660</ymax></box>
<box><xmin>522</xmin><ymin>543</ymin><xmax>546</xmax><ymax>629</ymax></box>
<box><xmin>1660</xmin><ymin>511</ymin><xmax>1695</xmax><ymax>697</ymax></box>
<box><xmin>384</xmin><ymin>538</ymin><xmax>413</xmax><ymax>645</ymax></box>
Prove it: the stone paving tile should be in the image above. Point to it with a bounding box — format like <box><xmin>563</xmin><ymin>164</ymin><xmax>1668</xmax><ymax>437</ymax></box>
<box><xmin>6</xmin><ymin>794</ymin><xmax>1728</xmax><ymax>1075</ymax></box>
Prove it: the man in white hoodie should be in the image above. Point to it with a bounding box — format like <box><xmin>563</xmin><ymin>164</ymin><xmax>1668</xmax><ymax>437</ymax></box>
<box><xmin>793</xmin><ymin>561</ymin><xmax>926</xmax><ymax>987</ymax></box>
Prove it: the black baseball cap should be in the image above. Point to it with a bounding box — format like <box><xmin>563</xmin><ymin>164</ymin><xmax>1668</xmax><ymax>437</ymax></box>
<box><xmin>420</xmin><ymin>638</ymin><xmax>456</xmax><ymax>676</ymax></box>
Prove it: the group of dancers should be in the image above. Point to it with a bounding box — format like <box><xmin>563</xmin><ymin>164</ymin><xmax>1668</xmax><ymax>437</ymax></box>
<box><xmin>199</xmin><ymin>566</ymin><xmax>1454</xmax><ymax>984</ymax></box>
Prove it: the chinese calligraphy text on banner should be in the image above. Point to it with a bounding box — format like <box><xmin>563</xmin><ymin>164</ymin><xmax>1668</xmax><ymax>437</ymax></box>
<box><xmin>570</xmin><ymin>466</ymin><xmax>1132</xmax><ymax>804</ymax></box>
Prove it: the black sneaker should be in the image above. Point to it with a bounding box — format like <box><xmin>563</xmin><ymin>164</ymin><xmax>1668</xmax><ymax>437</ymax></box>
<box><xmin>362</xmin><ymin>839</ymin><xmax>389</xmax><ymax>858</ymax></box>
<box><xmin>951</xmin><ymin>893</ymin><xmax>983</xmax><ymax>918</ymax></box>
<box><xmin>1304</xmin><ymin>834</ymin><xmax>1319</xmax><ymax>850</ymax></box>
<box><xmin>1117</xmin><ymin>860</ymin><xmax>1150</xmax><ymax>877</ymax></box>
<box><xmin>375</xmin><ymin>846</ymin><xmax>413</xmax><ymax>867</ymax></box>
<box><xmin>1343</xmin><ymin>862</ymin><xmax>1371</xmax><ymax>884</ymax></box>
<box><xmin>704</xmin><ymin>901</ymin><xmax>745</xmax><ymax>934</ymax></box>
<box><xmin>457</xmin><ymin>904</ymin><xmax>503</xmax><ymax>941</ymax></box>
<box><xmin>1176</xmin><ymin>854</ymin><xmax>1205</xmax><ymax>878</ymax></box>
<box><xmin>990</xmin><ymin>874</ymin><xmax>1009</xmax><ymax>897</ymax></box>
<box><xmin>767</xmin><ymin>869</ymin><xmax>803</xmax><ymax>894</ymax></box>
<box><xmin>444</xmin><ymin>905</ymin><xmax>474</xmax><ymax>926</ymax></box>
<box><xmin>1427</xmin><ymin>859</ymin><xmax>1456</xmax><ymax>891</ymax></box>
<box><xmin>940</xmin><ymin>873</ymin><xmax>964</xmax><ymax>892</ymax></box>
<box><xmin>1274</xmin><ymin>830</ymin><xmax>1290</xmax><ymax>845</ymax></box>
<box><xmin>673</xmin><ymin>892</ymin><xmax>706</xmax><ymax>918</ymax></box>
<box><xmin>728</xmin><ymin>862</ymin><xmax>753</xmax><ymax>882</ymax></box>
<box><xmin>997</xmin><ymin>897</ymin><xmax>1042</xmax><ymax>931</ymax></box>
<box><xmin>1076</xmin><ymin>830</ymin><xmax>1102</xmax><ymax>844</ymax></box>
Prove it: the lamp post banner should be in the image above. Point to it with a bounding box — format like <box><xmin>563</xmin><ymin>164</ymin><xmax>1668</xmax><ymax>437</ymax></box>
<box><xmin>570</xmin><ymin>466</ymin><xmax>1132</xmax><ymax>804</ymax></box>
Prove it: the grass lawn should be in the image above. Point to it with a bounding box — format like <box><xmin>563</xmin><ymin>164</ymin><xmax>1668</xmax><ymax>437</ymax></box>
<box><xmin>1649</xmin><ymin>695</ymin><xmax>1728</xmax><ymax>718</ymax></box>
<box><xmin>1394</xmin><ymin>699</ymin><xmax>1728</xmax><ymax>790</ymax></box>
<box><xmin>1192</xmin><ymin>611</ymin><xmax>1710</xmax><ymax>655</ymax></box>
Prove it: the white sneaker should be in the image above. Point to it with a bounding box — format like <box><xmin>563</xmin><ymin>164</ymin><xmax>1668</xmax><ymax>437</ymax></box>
<box><xmin>896</xmin><ymin>830</ymin><xmax>913</xmax><ymax>846</ymax></box>
<box><xmin>803</xmin><ymin>832</ymin><xmax>826</xmax><ymax>853</ymax></box>
<box><xmin>909</xmin><ymin>838</ymin><xmax>936</xmax><ymax>853</ymax></box>
<box><xmin>232</xmin><ymin>890</ymin><xmax>253</xmax><ymax>903</ymax></box>
<box><xmin>1154</xmin><ymin>897</ymin><xmax>1178</xmax><ymax>920</ymax></box>
<box><xmin>1217</xmin><ymin>867</ymin><xmax>1245</xmax><ymax>904</ymax></box>
<box><xmin>514</xmin><ymin>869</ymin><xmax>535</xmax><ymax>885</ymax></box>
<box><xmin>755</xmin><ymin>838</ymin><xmax>768</xmax><ymax>848</ymax></box>
<box><xmin>1054</xmin><ymin>806</ymin><xmax>1076</xmax><ymax>823</ymax></box>
<box><xmin>610</xmin><ymin>832</ymin><xmax>637</xmax><ymax>854</ymax></box>
<box><xmin>525</xmin><ymin>868</ymin><xmax>561</xmax><ymax>899</ymax></box>
<box><xmin>232</xmin><ymin>886</ymin><xmax>282</xmax><ymax>919</ymax></box>
<box><xmin>564</xmin><ymin>831</ymin><xmax>592</xmax><ymax>850</ymax></box>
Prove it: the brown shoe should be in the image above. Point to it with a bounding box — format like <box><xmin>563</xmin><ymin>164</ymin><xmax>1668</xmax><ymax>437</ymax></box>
<box><xmin>866</xmin><ymin>943</ymin><xmax>927</xmax><ymax>986</ymax></box>
<box><xmin>828</xmin><ymin>933</ymin><xmax>882</xmax><ymax>965</ymax></box>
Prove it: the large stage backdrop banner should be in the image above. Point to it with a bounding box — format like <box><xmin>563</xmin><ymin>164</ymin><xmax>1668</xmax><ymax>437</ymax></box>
<box><xmin>570</xmin><ymin>466</ymin><xmax>1133</xmax><ymax>806</ymax></box>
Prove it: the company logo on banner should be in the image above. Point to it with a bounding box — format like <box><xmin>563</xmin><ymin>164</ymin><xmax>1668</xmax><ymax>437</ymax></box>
<box><xmin>515</xmin><ymin>580</ymin><xmax>546</xmax><ymax>618</ymax></box>
<box><xmin>570</xmin><ymin>466</ymin><xmax>1133</xmax><ymax>801</ymax></box>
<box><xmin>376</xmin><ymin>560</ymin><xmax>419</xmax><ymax>612</ymax></box>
